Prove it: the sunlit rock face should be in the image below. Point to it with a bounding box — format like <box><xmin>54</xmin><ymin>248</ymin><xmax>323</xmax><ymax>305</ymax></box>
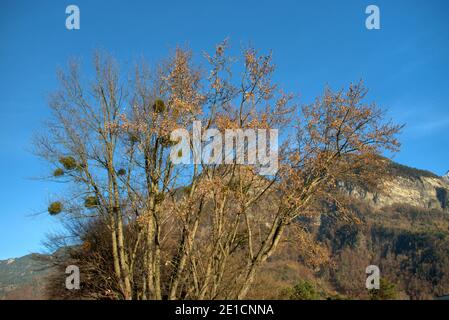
<box><xmin>341</xmin><ymin>164</ymin><xmax>449</xmax><ymax>212</ymax></box>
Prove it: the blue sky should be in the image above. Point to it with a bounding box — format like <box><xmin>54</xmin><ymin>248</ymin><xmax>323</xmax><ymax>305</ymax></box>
<box><xmin>0</xmin><ymin>0</ymin><xmax>448</xmax><ymax>259</ymax></box>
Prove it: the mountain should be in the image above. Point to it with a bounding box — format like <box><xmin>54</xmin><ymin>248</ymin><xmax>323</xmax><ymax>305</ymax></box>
<box><xmin>248</xmin><ymin>161</ymin><xmax>449</xmax><ymax>299</ymax></box>
<box><xmin>0</xmin><ymin>253</ymin><xmax>54</xmax><ymax>300</ymax></box>
<box><xmin>311</xmin><ymin>163</ymin><xmax>449</xmax><ymax>299</ymax></box>
<box><xmin>1</xmin><ymin>161</ymin><xmax>448</xmax><ymax>300</ymax></box>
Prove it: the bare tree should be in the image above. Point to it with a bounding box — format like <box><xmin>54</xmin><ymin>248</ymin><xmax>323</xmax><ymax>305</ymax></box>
<box><xmin>35</xmin><ymin>41</ymin><xmax>401</xmax><ymax>300</ymax></box>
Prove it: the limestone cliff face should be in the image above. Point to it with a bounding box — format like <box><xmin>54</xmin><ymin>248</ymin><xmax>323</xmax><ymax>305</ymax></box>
<box><xmin>343</xmin><ymin>165</ymin><xmax>449</xmax><ymax>212</ymax></box>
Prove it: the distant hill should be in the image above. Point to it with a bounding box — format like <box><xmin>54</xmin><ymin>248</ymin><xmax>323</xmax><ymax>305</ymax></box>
<box><xmin>0</xmin><ymin>253</ymin><xmax>54</xmax><ymax>300</ymax></box>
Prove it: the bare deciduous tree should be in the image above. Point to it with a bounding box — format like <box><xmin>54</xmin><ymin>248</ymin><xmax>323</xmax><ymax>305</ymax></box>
<box><xmin>36</xmin><ymin>40</ymin><xmax>401</xmax><ymax>300</ymax></box>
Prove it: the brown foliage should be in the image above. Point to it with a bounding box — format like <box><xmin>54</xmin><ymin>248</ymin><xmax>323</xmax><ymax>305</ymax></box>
<box><xmin>36</xmin><ymin>41</ymin><xmax>401</xmax><ymax>300</ymax></box>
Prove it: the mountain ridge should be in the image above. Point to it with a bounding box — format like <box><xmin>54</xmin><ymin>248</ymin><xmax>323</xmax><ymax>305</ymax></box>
<box><xmin>0</xmin><ymin>253</ymin><xmax>54</xmax><ymax>300</ymax></box>
<box><xmin>1</xmin><ymin>160</ymin><xmax>448</xmax><ymax>299</ymax></box>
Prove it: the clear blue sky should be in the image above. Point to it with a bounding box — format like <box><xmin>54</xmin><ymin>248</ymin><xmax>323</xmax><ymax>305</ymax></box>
<box><xmin>0</xmin><ymin>0</ymin><xmax>448</xmax><ymax>259</ymax></box>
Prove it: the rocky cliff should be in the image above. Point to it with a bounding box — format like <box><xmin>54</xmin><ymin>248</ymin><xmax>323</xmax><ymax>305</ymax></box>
<box><xmin>343</xmin><ymin>163</ymin><xmax>449</xmax><ymax>212</ymax></box>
